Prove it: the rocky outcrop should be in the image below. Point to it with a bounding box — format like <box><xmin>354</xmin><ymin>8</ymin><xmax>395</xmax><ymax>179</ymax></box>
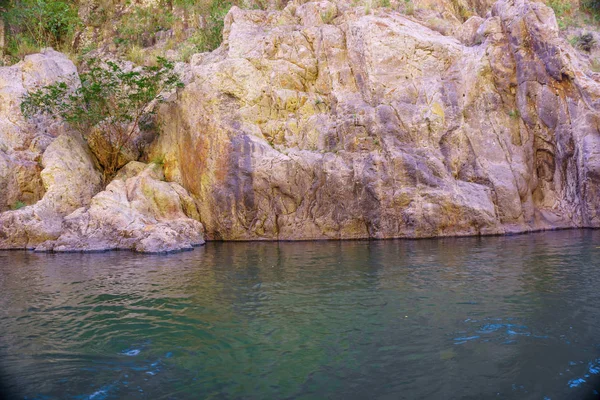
<box><xmin>0</xmin><ymin>48</ymin><xmax>78</xmax><ymax>212</ymax></box>
<box><xmin>0</xmin><ymin>134</ymin><xmax>103</xmax><ymax>248</ymax></box>
<box><xmin>150</xmin><ymin>0</ymin><xmax>600</xmax><ymax>240</ymax></box>
<box><xmin>2</xmin><ymin>0</ymin><xmax>600</xmax><ymax>247</ymax></box>
<box><xmin>37</xmin><ymin>162</ymin><xmax>205</xmax><ymax>253</ymax></box>
<box><xmin>0</xmin><ymin>50</ymin><xmax>205</xmax><ymax>253</ymax></box>
<box><xmin>36</xmin><ymin>161</ymin><xmax>204</xmax><ymax>253</ymax></box>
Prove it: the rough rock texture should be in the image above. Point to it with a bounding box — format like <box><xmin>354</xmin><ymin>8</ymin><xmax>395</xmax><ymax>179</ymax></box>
<box><xmin>0</xmin><ymin>134</ymin><xmax>103</xmax><ymax>248</ymax></box>
<box><xmin>0</xmin><ymin>50</ymin><xmax>205</xmax><ymax>253</ymax></box>
<box><xmin>150</xmin><ymin>0</ymin><xmax>600</xmax><ymax>240</ymax></box>
<box><xmin>37</xmin><ymin>162</ymin><xmax>205</xmax><ymax>253</ymax></box>
<box><xmin>0</xmin><ymin>49</ymin><xmax>78</xmax><ymax>212</ymax></box>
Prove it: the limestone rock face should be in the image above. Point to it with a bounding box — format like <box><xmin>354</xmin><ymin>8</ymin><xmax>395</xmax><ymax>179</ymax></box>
<box><xmin>0</xmin><ymin>49</ymin><xmax>204</xmax><ymax>253</ymax></box>
<box><xmin>0</xmin><ymin>50</ymin><xmax>103</xmax><ymax>250</ymax></box>
<box><xmin>0</xmin><ymin>134</ymin><xmax>103</xmax><ymax>249</ymax></box>
<box><xmin>0</xmin><ymin>48</ymin><xmax>78</xmax><ymax>212</ymax></box>
<box><xmin>151</xmin><ymin>0</ymin><xmax>600</xmax><ymax>240</ymax></box>
<box><xmin>37</xmin><ymin>162</ymin><xmax>205</xmax><ymax>253</ymax></box>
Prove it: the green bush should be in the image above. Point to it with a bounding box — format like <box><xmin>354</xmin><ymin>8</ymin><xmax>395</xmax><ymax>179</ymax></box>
<box><xmin>583</xmin><ymin>0</ymin><xmax>600</xmax><ymax>11</ymax></box>
<box><xmin>3</xmin><ymin>0</ymin><xmax>80</xmax><ymax>57</ymax></box>
<box><xmin>570</xmin><ymin>32</ymin><xmax>595</xmax><ymax>51</ymax></box>
<box><xmin>582</xmin><ymin>0</ymin><xmax>600</xmax><ymax>20</ymax></box>
<box><xmin>21</xmin><ymin>57</ymin><xmax>184</xmax><ymax>181</ymax></box>
<box><xmin>187</xmin><ymin>0</ymin><xmax>234</xmax><ymax>53</ymax></box>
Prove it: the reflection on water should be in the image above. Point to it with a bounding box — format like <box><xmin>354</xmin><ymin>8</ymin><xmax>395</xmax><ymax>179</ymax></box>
<box><xmin>1</xmin><ymin>230</ymin><xmax>600</xmax><ymax>399</ymax></box>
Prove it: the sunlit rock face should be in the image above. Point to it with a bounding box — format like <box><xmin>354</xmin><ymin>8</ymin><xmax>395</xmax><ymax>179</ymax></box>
<box><xmin>150</xmin><ymin>0</ymin><xmax>600</xmax><ymax>240</ymax></box>
<box><xmin>37</xmin><ymin>162</ymin><xmax>205</xmax><ymax>253</ymax></box>
<box><xmin>2</xmin><ymin>0</ymin><xmax>600</xmax><ymax>248</ymax></box>
<box><xmin>0</xmin><ymin>133</ymin><xmax>103</xmax><ymax>249</ymax></box>
<box><xmin>0</xmin><ymin>49</ymin><xmax>78</xmax><ymax>213</ymax></box>
<box><xmin>0</xmin><ymin>51</ymin><xmax>204</xmax><ymax>253</ymax></box>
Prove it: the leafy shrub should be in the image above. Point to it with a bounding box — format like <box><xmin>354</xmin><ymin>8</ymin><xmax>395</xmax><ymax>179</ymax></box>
<box><xmin>6</xmin><ymin>34</ymin><xmax>39</xmax><ymax>59</ymax></box>
<box><xmin>187</xmin><ymin>0</ymin><xmax>234</xmax><ymax>53</ymax></box>
<box><xmin>582</xmin><ymin>0</ymin><xmax>600</xmax><ymax>21</ymax></box>
<box><xmin>21</xmin><ymin>57</ymin><xmax>184</xmax><ymax>181</ymax></box>
<box><xmin>3</xmin><ymin>0</ymin><xmax>80</xmax><ymax>58</ymax></box>
<box><xmin>583</xmin><ymin>0</ymin><xmax>600</xmax><ymax>12</ymax></box>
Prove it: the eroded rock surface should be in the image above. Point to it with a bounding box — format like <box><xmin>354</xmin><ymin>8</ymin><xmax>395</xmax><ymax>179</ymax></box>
<box><xmin>2</xmin><ymin>0</ymin><xmax>600</xmax><ymax>247</ymax></box>
<box><xmin>0</xmin><ymin>50</ymin><xmax>205</xmax><ymax>253</ymax></box>
<box><xmin>37</xmin><ymin>162</ymin><xmax>205</xmax><ymax>253</ymax></box>
<box><xmin>0</xmin><ymin>134</ymin><xmax>103</xmax><ymax>248</ymax></box>
<box><xmin>0</xmin><ymin>48</ymin><xmax>78</xmax><ymax>212</ymax></box>
<box><xmin>150</xmin><ymin>0</ymin><xmax>600</xmax><ymax>240</ymax></box>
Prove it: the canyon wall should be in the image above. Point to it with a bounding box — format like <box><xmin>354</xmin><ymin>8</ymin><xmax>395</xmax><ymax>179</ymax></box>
<box><xmin>151</xmin><ymin>0</ymin><xmax>600</xmax><ymax>240</ymax></box>
<box><xmin>2</xmin><ymin>0</ymin><xmax>600</xmax><ymax>250</ymax></box>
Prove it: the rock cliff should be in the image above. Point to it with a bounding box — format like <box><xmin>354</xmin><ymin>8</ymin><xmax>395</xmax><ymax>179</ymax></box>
<box><xmin>2</xmin><ymin>0</ymin><xmax>600</xmax><ymax>250</ymax></box>
<box><xmin>150</xmin><ymin>0</ymin><xmax>600</xmax><ymax>240</ymax></box>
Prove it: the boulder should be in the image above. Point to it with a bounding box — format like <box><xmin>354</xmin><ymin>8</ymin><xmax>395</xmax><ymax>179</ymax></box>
<box><xmin>37</xmin><ymin>162</ymin><xmax>205</xmax><ymax>253</ymax></box>
<box><xmin>0</xmin><ymin>134</ymin><xmax>103</xmax><ymax>249</ymax></box>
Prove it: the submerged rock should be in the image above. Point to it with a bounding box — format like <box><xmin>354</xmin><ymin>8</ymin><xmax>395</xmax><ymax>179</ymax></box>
<box><xmin>37</xmin><ymin>162</ymin><xmax>205</xmax><ymax>253</ymax></box>
<box><xmin>149</xmin><ymin>0</ymin><xmax>600</xmax><ymax>240</ymax></box>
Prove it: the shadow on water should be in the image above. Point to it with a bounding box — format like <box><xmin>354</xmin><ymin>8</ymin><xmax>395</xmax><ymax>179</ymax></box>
<box><xmin>0</xmin><ymin>230</ymin><xmax>600</xmax><ymax>399</ymax></box>
<box><xmin>0</xmin><ymin>369</ymin><xmax>20</xmax><ymax>400</ymax></box>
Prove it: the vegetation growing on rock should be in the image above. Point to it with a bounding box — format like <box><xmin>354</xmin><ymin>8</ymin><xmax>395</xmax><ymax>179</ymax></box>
<box><xmin>3</xmin><ymin>0</ymin><xmax>600</xmax><ymax>251</ymax></box>
<box><xmin>21</xmin><ymin>56</ymin><xmax>183</xmax><ymax>182</ymax></box>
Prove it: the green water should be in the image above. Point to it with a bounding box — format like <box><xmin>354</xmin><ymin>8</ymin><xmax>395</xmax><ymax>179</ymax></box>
<box><xmin>1</xmin><ymin>230</ymin><xmax>600</xmax><ymax>399</ymax></box>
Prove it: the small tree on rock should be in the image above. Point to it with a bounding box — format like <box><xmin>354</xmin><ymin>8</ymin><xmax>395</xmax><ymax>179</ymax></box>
<box><xmin>21</xmin><ymin>56</ymin><xmax>183</xmax><ymax>182</ymax></box>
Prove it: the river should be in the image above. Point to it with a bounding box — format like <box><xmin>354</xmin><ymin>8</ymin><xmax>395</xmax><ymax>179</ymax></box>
<box><xmin>1</xmin><ymin>230</ymin><xmax>599</xmax><ymax>399</ymax></box>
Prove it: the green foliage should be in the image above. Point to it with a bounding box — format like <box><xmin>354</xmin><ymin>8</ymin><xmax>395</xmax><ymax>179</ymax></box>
<box><xmin>21</xmin><ymin>57</ymin><xmax>184</xmax><ymax>181</ymax></box>
<box><xmin>508</xmin><ymin>109</ymin><xmax>520</xmax><ymax>120</ymax></box>
<box><xmin>6</xmin><ymin>34</ymin><xmax>39</xmax><ymax>59</ymax></box>
<box><xmin>10</xmin><ymin>201</ymin><xmax>26</xmax><ymax>210</ymax></box>
<box><xmin>116</xmin><ymin>6</ymin><xmax>175</xmax><ymax>48</ymax></box>
<box><xmin>3</xmin><ymin>0</ymin><xmax>80</xmax><ymax>59</ymax></box>
<box><xmin>547</xmin><ymin>0</ymin><xmax>576</xmax><ymax>29</ymax></box>
<box><xmin>548</xmin><ymin>0</ymin><xmax>572</xmax><ymax>17</ymax></box>
<box><xmin>125</xmin><ymin>45</ymin><xmax>146</xmax><ymax>65</ymax></box>
<box><xmin>404</xmin><ymin>0</ymin><xmax>415</xmax><ymax>16</ymax></box>
<box><xmin>151</xmin><ymin>154</ymin><xmax>166</xmax><ymax>165</ymax></box>
<box><xmin>582</xmin><ymin>0</ymin><xmax>600</xmax><ymax>22</ymax></box>
<box><xmin>187</xmin><ymin>0</ymin><xmax>233</xmax><ymax>53</ymax></box>
<box><xmin>582</xmin><ymin>0</ymin><xmax>600</xmax><ymax>12</ymax></box>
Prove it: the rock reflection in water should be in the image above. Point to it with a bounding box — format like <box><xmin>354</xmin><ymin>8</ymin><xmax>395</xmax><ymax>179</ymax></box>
<box><xmin>0</xmin><ymin>230</ymin><xmax>599</xmax><ymax>399</ymax></box>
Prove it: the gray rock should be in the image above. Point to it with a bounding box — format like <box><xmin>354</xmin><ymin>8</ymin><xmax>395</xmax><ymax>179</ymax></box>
<box><xmin>37</xmin><ymin>162</ymin><xmax>205</xmax><ymax>253</ymax></box>
<box><xmin>148</xmin><ymin>0</ymin><xmax>600</xmax><ymax>240</ymax></box>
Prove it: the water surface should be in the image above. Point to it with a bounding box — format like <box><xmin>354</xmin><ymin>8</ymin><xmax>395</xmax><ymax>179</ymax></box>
<box><xmin>1</xmin><ymin>230</ymin><xmax>600</xmax><ymax>399</ymax></box>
